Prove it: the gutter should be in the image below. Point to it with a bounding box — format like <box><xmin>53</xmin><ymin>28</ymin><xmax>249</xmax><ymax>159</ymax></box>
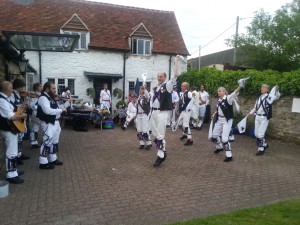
<box><xmin>122</xmin><ymin>52</ymin><xmax>127</xmax><ymax>101</ymax></box>
<box><xmin>168</xmin><ymin>55</ymin><xmax>172</xmax><ymax>80</ymax></box>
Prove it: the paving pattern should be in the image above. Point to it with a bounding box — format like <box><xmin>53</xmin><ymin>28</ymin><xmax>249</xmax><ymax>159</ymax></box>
<box><xmin>0</xmin><ymin>123</ymin><xmax>300</xmax><ymax>225</ymax></box>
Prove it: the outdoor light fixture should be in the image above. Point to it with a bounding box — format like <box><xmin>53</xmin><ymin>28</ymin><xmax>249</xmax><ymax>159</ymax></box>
<box><xmin>18</xmin><ymin>53</ymin><xmax>28</xmax><ymax>73</ymax></box>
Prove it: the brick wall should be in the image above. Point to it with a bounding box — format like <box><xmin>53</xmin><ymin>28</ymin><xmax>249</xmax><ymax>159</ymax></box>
<box><xmin>209</xmin><ymin>96</ymin><xmax>300</xmax><ymax>144</ymax></box>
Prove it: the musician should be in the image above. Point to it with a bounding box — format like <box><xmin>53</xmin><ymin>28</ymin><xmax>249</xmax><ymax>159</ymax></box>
<box><xmin>29</xmin><ymin>82</ymin><xmax>42</xmax><ymax>149</ymax></box>
<box><xmin>0</xmin><ymin>81</ymin><xmax>27</xmax><ymax>184</ymax></box>
<box><xmin>99</xmin><ymin>83</ymin><xmax>111</xmax><ymax>113</ymax></box>
<box><xmin>178</xmin><ymin>82</ymin><xmax>194</xmax><ymax>146</ymax></box>
<box><xmin>122</xmin><ymin>93</ymin><xmax>137</xmax><ymax>130</ymax></box>
<box><xmin>150</xmin><ymin>55</ymin><xmax>179</xmax><ymax>167</ymax></box>
<box><xmin>8</xmin><ymin>78</ymin><xmax>31</xmax><ymax>164</ymax></box>
<box><xmin>37</xmin><ymin>82</ymin><xmax>69</xmax><ymax>169</ymax></box>
<box><xmin>136</xmin><ymin>85</ymin><xmax>152</xmax><ymax>150</ymax></box>
<box><xmin>61</xmin><ymin>86</ymin><xmax>71</xmax><ymax>98</ymax></box>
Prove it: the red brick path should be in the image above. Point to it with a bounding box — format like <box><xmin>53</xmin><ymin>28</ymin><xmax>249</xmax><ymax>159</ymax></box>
<box><xmin>0</xmin><ymin>123</ymin><xmax>300</xmax><ymax>225</ymax></box>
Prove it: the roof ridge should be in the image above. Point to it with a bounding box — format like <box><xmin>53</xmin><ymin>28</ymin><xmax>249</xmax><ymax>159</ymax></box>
<box><xmin>72</xmin><ymin>0</ymin><xmax>174</xmax><ymax>13</ymax></box>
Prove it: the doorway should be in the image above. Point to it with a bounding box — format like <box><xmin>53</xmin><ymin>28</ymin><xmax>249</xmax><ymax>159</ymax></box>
<box><xmin>93</xmin><ymin>78</ymin><xmax>112</xmax><ymax>105</ymax></box>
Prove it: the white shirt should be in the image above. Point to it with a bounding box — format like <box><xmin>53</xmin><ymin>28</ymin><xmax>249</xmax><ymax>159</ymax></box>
<box><xmin>29</xmin><ymin>91</ymin><xmax>41</xmax><ymax>117</ymax></box>
<box><xmin>100</xmin><ymin>89</ymin><xmax>111</xmax><ymax>104</ymax></box>
<box><xmin>38</xmin><ymin>93</ymin><xmax>63</xmax><ymax>120</ymax></box>
<box><xmin>199</xmin><ymin>90</ymin><xmax>209</xmax><ymax>105</ymax></box>
<box><xmin>0</xmin><ymin>92</ymin><xmax>15</xmax><ymax>120</ymax></box>
<box><xmin>172</xmin><ymin>91</ymin><xmax>179</xmax><ymax>103</ymax></box>
<box><xmin>127</xmin><ymin>101</ymin><xmax>137</xmax><ymax>115</ymax></box>
<box><xmin>192</xmin><ymin>90</ymin><xmax>199</xmax><ymax>106</ymax></box>
<box><xmin>250</xmin><ymin>91</ymin><xmax>280</xmax><ymax>115</ymax></box>
<box><xmin>151</xmin><ymin>76</ymin><xmax>177</xmax><ymax>108</ymax></box>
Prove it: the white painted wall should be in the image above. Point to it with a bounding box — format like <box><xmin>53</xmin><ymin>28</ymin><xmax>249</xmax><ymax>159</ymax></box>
<box><xmin>25</xmin><ymin>50</ymin><xmax>186</xmax><ymax>110</ymax></box>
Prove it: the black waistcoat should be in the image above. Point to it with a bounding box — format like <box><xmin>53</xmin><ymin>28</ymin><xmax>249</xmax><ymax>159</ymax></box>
<box><xmin>216</xmin><ymin>97</ymin><xmax>233</xmax><ymax>122</ymax></box>
<box><xmin>179</xmin><ymin>91</ymin><xmax>191</xmax><ymax>112</ymax></box>
<box><xmin>152</xmin><ymin>83</ymin><xmax>172</xmax><ymax>111</ymax></box>
<box><xmin>37</xmin><ymin>93</ymin><xmax>59</xmax><ymax>124</ymax></box>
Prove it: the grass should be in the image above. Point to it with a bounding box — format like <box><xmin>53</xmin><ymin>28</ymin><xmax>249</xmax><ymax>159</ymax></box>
<box><xmin>169</xmin><ymin>199</ymin><xmax>300</xmax><ymax>225</ymax></box>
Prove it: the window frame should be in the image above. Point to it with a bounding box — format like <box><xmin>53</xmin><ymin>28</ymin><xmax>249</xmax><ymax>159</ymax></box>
<box><xmin>63</xmin><ymin>31</ymin><xmax>89</xmax><ymax>50</ymax></box>
<box><xmin>47</xmin><ymin>78</ymin><xmax>75</xmax><ymax>95</ymax></box>
<box><xmin>131</xmin><ymin>37</ymin><xmax>151</xmax><ymax>55</ymax></box>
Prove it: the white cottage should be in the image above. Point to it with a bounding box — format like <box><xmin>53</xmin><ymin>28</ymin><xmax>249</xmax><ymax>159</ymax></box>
<box><xmin>0</xmin><ymin>0</ymin><xmax>189</xmax><ymax>109</ymax></box>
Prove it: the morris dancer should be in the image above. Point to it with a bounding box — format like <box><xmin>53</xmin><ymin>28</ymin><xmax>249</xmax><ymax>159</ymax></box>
<box><xmin>136</xmin><ymin>85</ymin><xmax>152</xmax><ymax>150</ymax></box>
<box><xmin>151</xmin><ymin>55</ymin><xmax>179</xmax><ymax>167</ymax></box>
<box><xmin>29</xmin><ymin>82</ymin><xmax>42</xmax><ymax>149</ymax></box>
<box><xmin>122</xmin><ymin>93</ymin><xmax>137</xmax><ymax>130</ymax></box>
<box><xmin>210</xmin><ymin>85</ymin><xmax>242</xmax><ymax>162</ymax></box>
<box><xmin>178</xmin><ymin>82</ymin><xmax>194</xmax><ymax>146</ymax></box>
<box><xmin>0</xmin><ymin>81</ymin><xmax>27</xmax><ymax>184</ymax></box>
<box><xmin>247</xmin><ymin>84</ymin><xmax>280</xmax><ymax>155</ymax></box>
<box><xmin>9</xmin><ymin>78</ymin><xmax>30</xmax><ymax>164</ymax></box>
<box><xmin>37</xmin><ymin>82</ymin><xmax>69</xmax><ymax>169</ymax></box>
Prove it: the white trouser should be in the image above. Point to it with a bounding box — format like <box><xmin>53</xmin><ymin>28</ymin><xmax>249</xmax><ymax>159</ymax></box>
<box><xmin>136</xmin><ymin>113</ymin><xmax>151</xmax><ymax>145</ymax></box>
<box><xmin>178</xmin><ymin>110</ymin><xmax>192</xmax><ymax>139</ymax></box>
<box><xmin>167</xmin><ymin>109</ymin><xmax>175</xmax><ymax>126</ymax></box>
<box><xmin>150</xmin><ymin>110</ymin><xmax>169</xmax><ymax>158</ymax></box>
<box><xmin>1</xmin><ymin>131</ymin><xmax>19</xmax><ymax>178</ymax></box>
<box><xmin>212</xmin><ymin>117</ymin><xmax>233</xmax><ymax>158</ymax></box>
<box><xmin>197</xmin><ymin>104</ymin><xmax>206</xmax><ymax>127</ymax></box>
<box><xmin>124</xmin><ymin>113</ymin><xmax>136</xmax><ymax>127</ymax></box>
<box><xmin>30</xmin><ymin>116</ymin><xmax>41</xmax><ymax>145</ymax></box>
<box><xmin>191</xmin><ymin>105</ymin><xmax>199</xmax><ymax>125</ymax></box>
<box><xmin>39</xmin><ymin>120</ymin><xmax>61</xmax><ymax>164</ymax></box>
<box><xmin>255</xmin><ymin>115</ymin><xmax>269</xmax><ymax>151</ymax></box>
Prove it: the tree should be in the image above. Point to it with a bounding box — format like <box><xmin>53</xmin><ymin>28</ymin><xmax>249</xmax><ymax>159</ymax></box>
<box><xmin>227</xmin><ymin>0</ymin><xmax>300</xmax><ymax>72</ymax></box>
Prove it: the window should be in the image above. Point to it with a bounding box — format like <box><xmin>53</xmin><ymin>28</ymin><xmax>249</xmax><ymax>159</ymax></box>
<box><xmin>64</xmin><ymin>31</ymin><xmax>88</xmax><ymax>50</ymax></box>
<box><xmin>129</xmin><ymin>81</ymin><xmax>151</xmax><ymax>92</ymax></box>
<box><xmin>26</xmin><ymin>73</ymin><xmax>38</xmax><ymax>91</ymax></box>
<box><xmin>47</xmin><ymin>78</ymin><xmax>75</xmax><ymax>95</ymax></box>
<box><xmin>131</xmin><ymin>38</ymin><xmax>151</xmax><ymax>55</ymax></box>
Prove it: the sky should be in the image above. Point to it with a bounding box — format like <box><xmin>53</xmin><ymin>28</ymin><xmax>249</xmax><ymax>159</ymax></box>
<box><xmin>87</xmin><ymin>0</ymin><xmax>292</xmax><ymax>58</ymax></box>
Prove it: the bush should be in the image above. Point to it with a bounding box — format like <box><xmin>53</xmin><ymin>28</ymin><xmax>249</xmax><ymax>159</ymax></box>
<box><xmin>116</xmin><ymin>100</ymin><xmax>127</xmax><ymax>109</ymax></box>
<box><xmin>179</xmin><ymin>68</ymin><xmax>300</xmax><ymax>97</ymax></box>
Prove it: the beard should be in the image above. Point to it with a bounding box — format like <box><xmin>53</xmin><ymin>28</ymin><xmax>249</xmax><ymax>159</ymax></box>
<box><xmin>48</xmin><ymin>90</ymin><xmax>56</xmax><ymax>99</ymax></box>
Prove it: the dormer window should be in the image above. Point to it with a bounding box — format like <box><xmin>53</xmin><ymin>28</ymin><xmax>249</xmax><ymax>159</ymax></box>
<box><xmin>131</xmin><ymin>38</ymin><xmax>151</xmax><ymax>55</ymax></box>
<box><xmin>61</xmin><ymin>13</ymin><xmax>90</xmax><ymax>50</ymax></box>
<box><xmin>129</xmin><ymin>23</ymin><xmax>152</xmax><ymax>56</ymax></box>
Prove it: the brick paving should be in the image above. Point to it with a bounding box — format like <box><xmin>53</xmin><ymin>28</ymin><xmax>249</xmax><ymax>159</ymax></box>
<box><xmin>0</xmin><ymin>122</ymin><xmax>300</xmax><ymax>225</ymax></box>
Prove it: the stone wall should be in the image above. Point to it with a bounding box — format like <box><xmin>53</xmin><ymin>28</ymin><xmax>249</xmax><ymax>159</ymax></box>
<box><xmin>209</xmin><ymin>96</ymin><xmax>300</xmax><ymax>144</ymax></box>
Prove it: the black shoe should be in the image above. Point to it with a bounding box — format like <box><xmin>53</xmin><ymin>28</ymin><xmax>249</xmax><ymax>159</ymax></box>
<box><xmin>214</xmin><ymin>149</ymin><xmax>223</xmax><ymax>154</ymax></box>
<box><xmin>49</xmin><ymin>160</ymin><xmax>63</xmax><ymax>166</ymax></box>
<box><xmin>139</xmin><ymin>145</ymin><xmax>145</xmax><ymax>150</ymax></box>
<box><xmin>224</xmin><ymin>157</ymin><xmax>233</xmax><ymax>162</ymax></box>
<box><xmin>121</xmin><ymin>126</ymin><xmax>126</xmax><ymax>130</ymax></box>
<box><xmin>6</xmin><ymin>176</ymin><xmax>24</xmax><ymax>184</ymax></box>
<box><xmin>20</xmin><ymin>154</ymin><xmax>30</xmax><ymax>160</ymax></box>
<box><xmin>18</xmin><ymin>170</ymin><xmax>24</xmax><ymax>176</ymax></box>
<box><xmin>166</xmin><ymin>125</ymin><xmax>170</xmax><ymax>128</ymax></box>
<box><xmin>264</xmin><ymin>144</ymin><xmax>269</xmax><ymax>150</ymax></box>
<box><xmin>31</xmin><ymin>144</ymin><xmax>40</xmax><ymax>149</ymax></box>
<box><xmin>179</xmin><ymin>135</ymin><xmax>187</xmax><ymax>140</ymax></box>
<box><xmin>184</xmin><ymin>140</ymin><xmax>193</xmax><ymax>146</ymax></box>
<box><xmin>17</xmin><ymin>158</ymin><xmax>24</xmax><ymax>165</ymax></box>
<box><xmin>39</xmin><ymin>163</ymin><xmax>55</xmax><ymax>169</ymax></box>
<box><xmin>256</xmin><ymin>151</ymin><xmax>264</xmax><ymax>156</ymax></box>
<box><xmin>196</xmin><ymin>127</ymin><xmax>202</xmax><ymax>131</ymax></box>
<box><xmin>153</xmin><ymin>157</ymin><xmax>164</xmax><ymax>167</ymax></box>
<box><xmin>145</xmin><ymin>145</ymin><xmax>151</xmax><ymax>150</ymax></box>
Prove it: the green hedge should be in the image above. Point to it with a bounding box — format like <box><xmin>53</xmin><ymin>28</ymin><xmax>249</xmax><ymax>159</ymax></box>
<box><xmin>179</xmin><ymin>68</ymin><xmax>300</xmax><ymax>97</ymax></box>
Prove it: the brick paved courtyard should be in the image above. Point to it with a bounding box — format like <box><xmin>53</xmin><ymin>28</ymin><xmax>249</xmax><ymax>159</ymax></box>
<box><xmin>1</xmin><ymin>123</ymin><xmax>300</xmax><ymax>225</ymax></box>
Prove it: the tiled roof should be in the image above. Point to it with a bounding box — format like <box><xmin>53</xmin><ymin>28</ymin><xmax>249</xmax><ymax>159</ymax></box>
<box><xmin>0</xmin><ymin>0</ymin><xmax>189</xmax><ymax>55</ymax></box>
